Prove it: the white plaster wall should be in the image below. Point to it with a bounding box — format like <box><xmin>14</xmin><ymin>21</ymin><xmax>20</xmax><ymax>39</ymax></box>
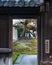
<box><xmin>13</xmin><ymin>27</ymin><xmax>18</xmax><ymax>41</ymax></box>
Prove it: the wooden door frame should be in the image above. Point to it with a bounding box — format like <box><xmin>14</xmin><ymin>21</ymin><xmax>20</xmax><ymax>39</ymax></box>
<box><xmin>9</xmin><ymin>14</ymin><xmax>41</xmax><ymax>65</ymax></box>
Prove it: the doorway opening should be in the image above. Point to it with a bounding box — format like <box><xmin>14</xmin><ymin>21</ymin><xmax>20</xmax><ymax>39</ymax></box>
<box><xmin>12</xmin><ymin>19</ymin><xmax>38</xmax><ymax>65</ymax></box>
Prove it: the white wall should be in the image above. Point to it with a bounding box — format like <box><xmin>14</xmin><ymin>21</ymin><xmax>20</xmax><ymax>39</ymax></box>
<box><xmin>13</xmin><ymin>27</ymin><xmax>18</xmax><ymax>41</ymax></box>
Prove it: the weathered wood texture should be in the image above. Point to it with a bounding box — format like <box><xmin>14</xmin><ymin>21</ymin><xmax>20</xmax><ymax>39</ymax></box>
<box><xmin>8</xmin><ymin>18</ymin><xmax>12</xmax><ymax>48</ymax></box>
<box><xmin>0</xmin><ymin>7</ymin><xmax>40</xmax><ymax>15</ymax></box>
<box><xmin>0</xmin><ymin>15</ymin><xmax>12</xmax><ymax>48</ymax></box>
<box><xmin>41</xmin><ymin>3</ymin><xmax>52</xmax><ymax>61</ymax></box>
<box><xmin>0</xmin><ymin>16</ymin><xmax>8</xmax><ymax>48</ymax></box>
<box><xmin>0</xmin><ymin>15</ymin><xmax>12</xmax><ymax>57</ymax></box>
<box><xmin>0</xmin><ymin>48</ymin><xmax>12</xmax><ymax>53</ymax></box>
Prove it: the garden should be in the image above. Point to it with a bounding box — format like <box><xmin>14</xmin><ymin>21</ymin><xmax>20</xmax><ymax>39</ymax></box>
<box><xmin>12</xmin><ymin>38</ymin><xmax>38</xmax><ymax>63</ymax></box>
<box><xmin>12</xmin><ymin>19</ymin><xmax>37</xmax><ymax>64</ymax></box>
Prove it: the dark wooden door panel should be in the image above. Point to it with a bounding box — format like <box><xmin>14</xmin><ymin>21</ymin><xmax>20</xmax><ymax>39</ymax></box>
<box><xmin>0</xmin><ymin>16</ymin><xmax>8</xmax><ymax>48</ymax></box>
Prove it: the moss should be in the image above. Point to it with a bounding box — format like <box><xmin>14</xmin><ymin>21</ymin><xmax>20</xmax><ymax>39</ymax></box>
<box><xmin>12</xmin><ymin>52</ymin><xmax>19</xmax><ymax>64</ymax></box>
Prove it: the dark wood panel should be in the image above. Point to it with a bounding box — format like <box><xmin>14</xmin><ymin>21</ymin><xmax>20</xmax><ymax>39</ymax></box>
<box><xmin>0</xmin><ymin>16</ymin><xmax>9</xmax><ymax>48</ymax></box>
<box><xmin>0</xmin><ymin>7</ymin><xmax>40</xmax><ymax>15</ymax></box>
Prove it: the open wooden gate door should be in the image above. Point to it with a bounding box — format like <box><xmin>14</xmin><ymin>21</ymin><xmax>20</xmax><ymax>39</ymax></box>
<box><xmin>0</xmin><ymin>7</ymin><xmax>42</xmax><ymax>65</ymax></box>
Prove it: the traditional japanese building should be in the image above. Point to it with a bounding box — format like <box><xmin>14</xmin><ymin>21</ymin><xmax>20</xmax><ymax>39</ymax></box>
<box><xmin>0</xmin><ymin>0</ymin><xmax>52</xmax><ymax>65</ymax></box>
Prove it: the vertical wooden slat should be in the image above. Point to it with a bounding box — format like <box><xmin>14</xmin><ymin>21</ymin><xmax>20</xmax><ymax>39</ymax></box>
<box><xmin>8</xmin><ymin>17</ymin><xmax>12</xmax><ymax>49</ymax></box>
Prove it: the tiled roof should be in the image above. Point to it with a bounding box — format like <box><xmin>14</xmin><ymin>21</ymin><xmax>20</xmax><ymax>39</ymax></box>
<box><xmin>0</xmin><ymin>0</ymin><xmax>44</xmax><ymax>7</ymax></box>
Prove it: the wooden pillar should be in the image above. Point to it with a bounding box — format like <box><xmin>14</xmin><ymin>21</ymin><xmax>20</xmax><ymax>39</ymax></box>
<box><xmin>0</xmin><ymin>15</ymin><xmax>12</xmax><ymax>65</ymax></box>
<box><xmin>8</xmin><ymin>17</ymin><xmax>12</xmax><ymax>48</ymax></box>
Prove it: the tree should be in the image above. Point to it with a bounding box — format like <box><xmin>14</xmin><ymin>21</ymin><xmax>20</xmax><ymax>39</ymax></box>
<box><xmin>13</xmin><ymin>19</ymin><xmax>37</xmax><ymax>39</ymax></box>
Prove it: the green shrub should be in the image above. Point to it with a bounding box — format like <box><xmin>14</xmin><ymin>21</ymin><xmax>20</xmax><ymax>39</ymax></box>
<box><xmin>12</xmin><ymin>38</ymin><xmax>38</xmax><ymax>63</ymax></box>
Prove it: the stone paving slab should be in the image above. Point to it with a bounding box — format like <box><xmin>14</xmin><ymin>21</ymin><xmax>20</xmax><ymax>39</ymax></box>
<box><xmin>14</xmin><ymin>54</ymin><xmax>38</xmax><ymax>65</ymax></box>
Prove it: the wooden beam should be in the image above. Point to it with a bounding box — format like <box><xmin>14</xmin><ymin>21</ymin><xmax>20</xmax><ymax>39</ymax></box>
<box><xmin>0</xmin><ymin>48</ymin><xmax>12</xmax><ymax>53</ymax></box>
<box><xmin>0</xmin><ymin>7</ymin><xmax>40</xmax><ymax>15</ymax></box>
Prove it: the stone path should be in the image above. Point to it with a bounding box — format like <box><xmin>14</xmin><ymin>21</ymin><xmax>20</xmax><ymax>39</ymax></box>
<box><xmin>14</xmin><ymin>54</ymin><xmax>38</xmax><ymax>65</ymax></box>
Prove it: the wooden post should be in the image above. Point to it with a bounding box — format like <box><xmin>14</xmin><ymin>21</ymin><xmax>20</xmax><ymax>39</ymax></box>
<box><xmin>0</xmin><ymin>15</ymin><xmax>12</xmax><ymax>65</ymax></box>
<box><xmin>8</xmin><ymin>17</ymin><xmax>12</xmax><ymax>48</ymax></box>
